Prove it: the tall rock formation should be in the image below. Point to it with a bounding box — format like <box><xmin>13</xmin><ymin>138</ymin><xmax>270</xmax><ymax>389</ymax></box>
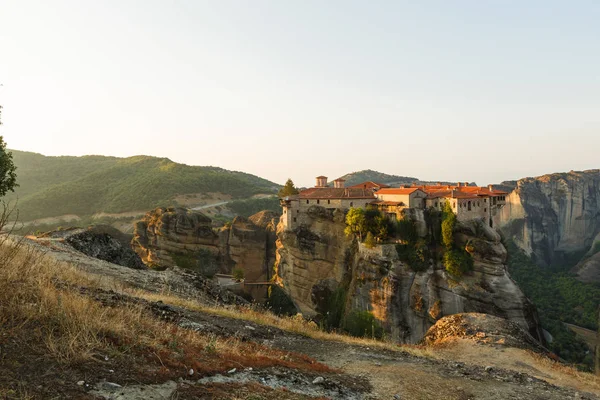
<box><xmin>131</xmin><ymin>207</ymin><xmax>278</xmax><ymax>291</ymax></box>
<box><xmin>496</xmin><ymin>170</ymin><xmax>600</xmax><ymax>279</ymax></box>
<box><xmin>275</xmin><ymin>205</ymin><xmax>543</xmax><ymax>344</ymax></box>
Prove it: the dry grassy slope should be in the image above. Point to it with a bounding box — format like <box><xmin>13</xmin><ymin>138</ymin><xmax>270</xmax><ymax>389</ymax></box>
<box><xmin>1</xmin><ymin>235</ymin><xmax>600</xmax><ymax>399</ymax></box>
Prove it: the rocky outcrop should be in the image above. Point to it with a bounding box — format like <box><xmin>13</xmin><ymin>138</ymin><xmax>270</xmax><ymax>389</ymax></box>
<box><xmin>275</xmin><ymin>206</ymin><xmax>543</xmax><ymax>344</ymax></box>
<box><xmin>40</xmin><ymin>225</ymin><xmax>145</xmax><ymax>269</ymax></box>
<box><xmin>496</xmin><ymin>170</ymin><xmax>600</xmax><ymax>272</ymax></box>
<box><xmin>131</xmin><ymin>207</ymin><xmax>278</xmax><ymax>289</ymax></box>
<box><xmin>422</xmin><ymin>313</ymin><xmax>546</xmax><ymax>353</ymax></box>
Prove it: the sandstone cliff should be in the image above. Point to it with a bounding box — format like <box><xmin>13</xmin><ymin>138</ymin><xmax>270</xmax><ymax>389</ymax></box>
<box><xmin>275</xmin><ymin>206</ymin><xmax>543</xmax><ymax>344</ymax></box>
<box><xmin>496</xmin><ymin>170</ymin><xmax>600</xmax><ymax>272</ymax></box>
<box><xmin>131</xmin><ymin>207</ymin><xmax>278</xmax><ymax>290</ymax></box>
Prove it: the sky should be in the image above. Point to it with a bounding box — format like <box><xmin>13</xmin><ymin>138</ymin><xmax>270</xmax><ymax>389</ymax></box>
<box><xmin>0</xmin><ymin>0</ymin><xmax>599</xmax><ymax>187</ymax></box>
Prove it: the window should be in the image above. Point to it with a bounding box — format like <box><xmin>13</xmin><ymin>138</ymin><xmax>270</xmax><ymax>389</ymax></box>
<box><xmin>306</xmin><ymin>200</ymin><xmax>309</xmax><ymax>204</ymax></box>
<box><xmin>328</xmin><ymin>199</ymin><xmax>331</xmax><ymax>204</ymax></box>
<box><xmin>350</xmin><ymin>202</ymin><xmax>353</xmax><ymax>207</ymax></box>
<box><xmin>468</xmin><ymin>201</ymin><xmax>471</xmax><ymax>211</ymax></box>
<box><xmin>317</xmin><ymin>199</ymin><xmax>320</xmax><ymax>204</ymax></box>
<box><xmin>484</xmin><ymin>208</ymin><xmax>487</xmax><ymax>212</ymax></box>
<box><xmin>293</xmin><ymin>217</ymin><xmax>297</xmax><ymax>223</ymax></box>
<box><xmin>453</xmin><ymin>202</ymin><xmax>456</xmax><ymax>209</ymax></box>
<box><xmin>435</xmin><ymin>201</ymin><xmax>438</xmax><ymax>207</ymax></box>
<box><xmin>283</xmin><ymin>209</ymin><xmax>286</xmax><ymax>214</ymax></box>
<box><xmin>484</xmin><ymin>198</ymin><xmax>487</xmax><ymax>203</ymax></box>
<box><xmin>297</xmin><ymin>210</ymin><xmax>299</xmax><ymax>214</ymax></box>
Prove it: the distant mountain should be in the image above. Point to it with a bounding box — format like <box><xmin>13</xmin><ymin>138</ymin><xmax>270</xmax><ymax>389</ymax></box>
<box><xmin>334</xmin><ymin>170</ymin><xmax>418</xmax><ymax>187</ymax></box>
<box><xmin>8</xmin><ymin>150</ymin><xmax>280</xmax><ymax>221</ymax></box>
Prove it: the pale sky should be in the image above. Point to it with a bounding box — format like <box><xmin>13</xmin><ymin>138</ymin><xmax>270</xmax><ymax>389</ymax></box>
<box><xmin>1</xmin><ymin>1</ymin><xmax>599</xmax><ymax>187</ymax></box>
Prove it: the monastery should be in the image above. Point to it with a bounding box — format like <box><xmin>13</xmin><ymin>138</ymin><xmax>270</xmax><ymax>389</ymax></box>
<box><xmin>281</xmin><ymin>175</ymin><xmax>507</xmax><ymax>230</ymax></box>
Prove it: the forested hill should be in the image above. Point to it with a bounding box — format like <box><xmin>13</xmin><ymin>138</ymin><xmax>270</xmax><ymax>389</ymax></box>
<box><xmin>7</xmin><ymin>150</ymin><xmax>280</xmax><ymax>221</ymax></box>
<box><xmin>334</xmin><ymin>169</ymin><xmax>418</xmax><ymax>186</ymax></box>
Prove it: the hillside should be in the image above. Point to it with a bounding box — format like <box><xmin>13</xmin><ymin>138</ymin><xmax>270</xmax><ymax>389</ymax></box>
<box><xmin>8</xmin><ymin>150</ymin><xmax>280</xmax><ymax>222</ymax></box>
<box><xmin>334</xmin><ymin>169</ymin><xmax>418</xmax><ymax>186</ymax></box>
<box><xmin>3</xmin><ymin>232</ymin><xmax>599</xmax><ymax>399</ymax></box>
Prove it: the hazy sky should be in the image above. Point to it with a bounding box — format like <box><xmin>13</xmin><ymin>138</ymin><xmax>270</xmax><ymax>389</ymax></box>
<box><xmin>1</xmin><ymin>1</ymin><xmax>599</xmax><ymax>187</ymax></box>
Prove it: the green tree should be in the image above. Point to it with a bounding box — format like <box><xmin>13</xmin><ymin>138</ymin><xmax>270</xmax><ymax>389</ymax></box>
<box><xmin>0</xmin><ymin>137</ymin><xmax>17</xmax><ymax>197</ymax></box>
<box><xmin>441</xmin><ymin>202</ymin><xmax>456</xmax><ymax>248</ymax></box>
<box><xmin>278</xmin><ymin>178</ymin><xmax>299</xmax><ymax>197</ymax></box>
<box><xmin>345</xmin><ymin>207</ymin><xmax>366</xmax><ymax>240</ymax></box>
<box><xmin>444</xmin><ymin>249</ymin><xmax>473</xmax><ymax>277</ymax></box>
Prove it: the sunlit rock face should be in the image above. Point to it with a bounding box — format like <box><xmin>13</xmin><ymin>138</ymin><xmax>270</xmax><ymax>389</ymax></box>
<box><xmin>131</xmin><ymin>208</ymin><xmax>278</xmax><ymax>289</ymax></box>
<box><xmin>496</xmin><ymin>170</ymin><xmax>600</xmax><ymax>279</ymax></box>
<box><xmin>275</xmin><ymin>206</ymin><xmax>543</xmax><ymax>344</ymax></box>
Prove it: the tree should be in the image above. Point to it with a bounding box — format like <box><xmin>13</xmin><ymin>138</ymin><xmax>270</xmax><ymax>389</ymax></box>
<box><xmin>344</xmin><ymin>207</ymin><xmax>366</xmax><ymax>240</ymax></box>
<box><xmin>441</xmin><ymin>202</ymin><xmax>456</xmax><ymax>249</ymax></box>
<box><xmin>0</xmin><ymin>137</ymin><xmax>17</xmax><ymax>197</ymax></box>
<box><xmin>278</xmin><ymin>178</ymin><xmax>299</xmax><ymax>197</ymax></box>
<box><xmin>444</xmin><ymin>249</ymin><xmax>473</xmax><ymax>277</ymax></box>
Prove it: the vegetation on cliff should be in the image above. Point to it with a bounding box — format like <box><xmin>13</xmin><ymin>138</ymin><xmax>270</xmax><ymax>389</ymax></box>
<box><xmin>506</xmin><ymin>240</ymin><xmax>600</xmax><ymax>370</ymax></box>
<box><xmin>8</xmin><ymin>150</ymin><xmax>279</xmax><ymax>221</ymax></box>
<box><xmin>344</xmin><ymin>207</ymin><xmax>394</xmax><ymax>242</ymax></box>
<box><xmin>278</xmin><ymin>178</ymin><xmax>300</xmax><ymax>197</ymax></box>
<box><xmin>441</xmin><ymin>203</ymin><xmax>473</xmax><ymax>277</ymax></box>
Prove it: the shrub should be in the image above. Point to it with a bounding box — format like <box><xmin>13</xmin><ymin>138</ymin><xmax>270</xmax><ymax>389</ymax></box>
<box><xmin>396</xmin><ymin>218</ymin><xmax>418</xmax><ymax>243</ymax></box>
<box><xmin>396</xmin><ymin>242</ymin><xmax>429</xmax><ymax>272</ymax></box>
<box><xmin>441</xmin><ymin>203</ymin><xmax>456</xmax><ymax>249</ymax></box>
<box><xmin>344</xmin><ymin>311</ymin><xmax>383</xmax><ymax>339</ymax></box>
<box><xmin>232</xmin><ymin>267</ymin><xmax>245</xmax><ymax>281</ymax></box>
<box><xmin>364</xmin><ymin>232</ymin><xmax>376</xmax><ymax>248</ymax></box>
<box><xmin>266</xmin><ymin>286</ymin><xmax>297</xmax><ymax>316</ymax></box>
<box><xmin>443</xmin><ymin>249</ymin><xmax>473</xmax><ymax>277</ymax></box>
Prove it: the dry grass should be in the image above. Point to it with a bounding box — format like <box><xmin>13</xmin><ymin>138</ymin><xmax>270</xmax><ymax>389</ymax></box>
<box><xmin>0</xmin><ymin>237</ymin><xmax>332</xmax><ymax>383</ymax></box>
<box><xmin>127</xmin><ymin>288</ymin><xmax>433</xmax><ymax>359</ymax></box>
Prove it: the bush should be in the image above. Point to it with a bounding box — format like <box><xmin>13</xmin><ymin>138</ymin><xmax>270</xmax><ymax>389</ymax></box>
<box><xmin>396</xmin><ymin>218</ymin><xmax>418</xmax><ymax>243</ymax></box>
<box><xmin>344</xmin><ymin>311</ymin><xmax>383</xmax><ymax>339</ymax></box>
<box><xmin>232</xmin><ymin>267</ymin><xmax>245</xmax><ymax>281</ymax></box>
<box><xmin>396</xmin><ymin>242</ymin><xmax>429</xmax><ymax>272</ymax></box>
<box><xmin>266</xmin><ymin>285</ymin><xmax>297</xmax><ymax>316</ymax></box>
<box><xmin>441</xmin><ymin>203</ymin><xmax>456</xmax><ymax>249</ymax></box>
<box><xmin>443</xmin><ymin>249</ymin><xmax>473</xmax><ymax>277</ymax></box>
<box><xmin>364</xmin><ymin>232</ymin><xmax>376</xmax><ymax>248</ymax></box>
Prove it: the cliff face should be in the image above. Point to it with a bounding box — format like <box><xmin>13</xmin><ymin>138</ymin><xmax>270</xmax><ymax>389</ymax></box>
<box><xmin>275</xmin><ymin>206</ymin><xmax>543</xmax><ymax>344</ymax></box>
<box><xmin>131</xmin><ymin>207</ymin><xmax>277</xmax><ymax>287</ymax></box>
<box><xmin>496</xmin><ymin>170</ymin><xmax>600</xmax><ymax>274</ymax></box>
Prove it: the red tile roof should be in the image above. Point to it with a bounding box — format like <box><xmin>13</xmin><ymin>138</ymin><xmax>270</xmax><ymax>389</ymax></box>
<box><xmin>374</xmin><ymin>188</ymin><xmax>424</xmax><ymax>195</ymax></box>
<box><xmin>297</xmin><ymin>187</ymin><xmax>376</xmax><ymax>199</ymax></box>
<box><xmin>347</xmin><ymin>181</ymin><xmax>391</xmax><ymax>190</ymax></box>
<box><xmin>421</xmin><ymin>185</ymin><xmax>508</xmax><ymax>199</ymax></box>
<box><xmin>370</xmin><ymin>200</ymin><xmax>405</xmax><ymax>206</ymax></box>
